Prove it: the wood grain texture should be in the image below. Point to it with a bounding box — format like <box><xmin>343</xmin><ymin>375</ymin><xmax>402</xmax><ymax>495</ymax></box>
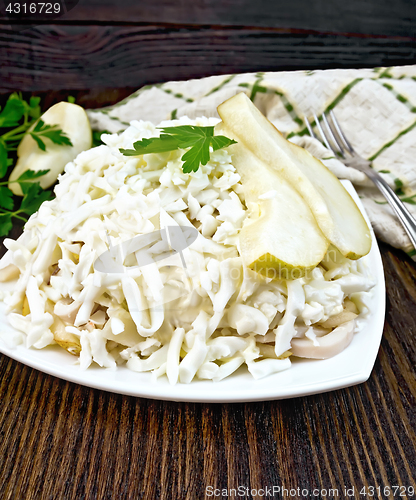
<box><xmin>1</xmin><ymin>0</ymin><xmax>415</xmax><ymax>37</ymax></box>
<box><xmin>0</xmin><ymin>25</ymin><xmax>415</xmax><ymax>92</ymax></box>
<box><xmin>63</xmin><ymin>0</ymin><xmax>416</xmax><ymax>38</ymax></box>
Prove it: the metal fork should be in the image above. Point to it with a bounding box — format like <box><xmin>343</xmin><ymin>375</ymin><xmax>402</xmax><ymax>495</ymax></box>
<box><xmin>305</xmin><ymin>111</ymin><xmax>416</xmax><ymax>251</ymax></box>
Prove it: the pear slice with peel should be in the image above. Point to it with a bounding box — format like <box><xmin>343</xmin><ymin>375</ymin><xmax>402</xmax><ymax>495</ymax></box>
<box><xmin>217</xmin><ymin>92</ymin><xmax>371</xmax><ymax>259</ymax></box>
<box><xmin>9</xmin><ymin>102</ymin><xmax>92</xmax><ymax>196</ymax></box>
<box><xmin>216</xmin><ymin>124</ymin><xmax>329</xmax><ymax>279</ymax></box>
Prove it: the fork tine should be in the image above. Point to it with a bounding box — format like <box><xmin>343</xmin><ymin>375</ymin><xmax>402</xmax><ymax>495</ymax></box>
<box><xmin>312</xmin><ymin>113</ymin><xmax>334</xmax><ymax>154</ymax></box>
<box><xmin>304</xmin><ymin>116</ymin><xmax>316</xmax><ymax>138</ymax></box>
<box><xmin>322</xmin><ymin>113</ymin><xmax>345</xmax><ymax>157</ymax></box>
<box><xmin>329</xmin><ymin>111</ymin><xmax>355</xmax><ymax>155</ymax></box>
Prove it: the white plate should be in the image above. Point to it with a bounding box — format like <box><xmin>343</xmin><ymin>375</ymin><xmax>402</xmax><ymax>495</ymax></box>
<box><xmin>0</xmin><ymin>181</ymin><xmax>385</xmax><ymax>402</ymax></box>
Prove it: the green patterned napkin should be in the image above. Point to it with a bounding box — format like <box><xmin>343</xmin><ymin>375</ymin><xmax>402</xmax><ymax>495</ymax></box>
<box><xmin>87</xmin><ymin>66</ymin><xmax>416</xmax><ymax>259</ymax></box>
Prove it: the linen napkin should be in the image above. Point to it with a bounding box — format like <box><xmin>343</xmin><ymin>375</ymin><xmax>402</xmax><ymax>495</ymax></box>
<box><xmin>87</xmin><ymin>65</ymin><xmax>416</xmax><ymax>259</ymax></box>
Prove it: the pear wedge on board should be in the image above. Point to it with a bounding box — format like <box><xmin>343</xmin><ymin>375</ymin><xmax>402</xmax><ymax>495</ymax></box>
<box><xmin>216</xmin><ymin>123</ymin><xmax>329</xmax><ymax>279</ymax></box>
<box><xmin>217</xmin><ymin>92</ymin><xmax>371</xmax><ymax>259</ymax></box>
<box><xmin>9</xmin><ymin>102</ymin><xmax>92</xmax><ymax>196</ymax></box>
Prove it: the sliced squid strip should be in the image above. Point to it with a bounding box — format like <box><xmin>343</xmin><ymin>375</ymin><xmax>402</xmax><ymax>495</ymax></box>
<box><xmin>290</xmin><ymin>320</ymin><xmax>355</xmax><ymax>359</ymax></box>
<box><xmin>122</xmin><ymin>275</ymin><xmax>164</xmax><ymax>337</ymax></box>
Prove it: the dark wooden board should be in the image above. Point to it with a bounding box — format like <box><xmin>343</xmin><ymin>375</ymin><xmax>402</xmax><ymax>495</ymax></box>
<box><xmin>64</xmin><ymin>0</ymin><xmax>416</xmax><ymax>37</ymax></box>
<box><xmin>0</xmin><ymin>25</ymin><xmax>415</xmax><ymax>93</ymax></box>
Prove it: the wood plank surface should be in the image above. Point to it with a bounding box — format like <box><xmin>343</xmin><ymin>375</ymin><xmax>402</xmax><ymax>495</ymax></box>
<box><xmin>61</xmin><ymin>0</ymin><xmax>416</xmax><ymax>37</ymax></box>
<box><xmin>0</xmin><ymin>241</ymin><xmax>415</xmax><ymax>499</ymax></box>
<box><xmin>0</xmin><ymin>25</ymin><xmax>415</xmax><ymax>93</ymax></box>
<box><xmin>0</xmin><ymin>0</ymin><xmax>415</xmax><ymax>37</ymax></box>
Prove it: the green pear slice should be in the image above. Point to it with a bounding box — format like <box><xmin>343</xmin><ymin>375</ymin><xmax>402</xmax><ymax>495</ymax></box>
<box><xmin>217</xmin><ymin>124</ymin><xmax>329</xmax><ymax>279</ymax></box>
<box><xmin>217</xmin><ymin>92</ymin><xmax>371</xmax><ymax>259</ymax></box>
<box><xmin>9</xmin><ymin>102</ymin><xmax>92</xmax><ymax>196</ymax></box>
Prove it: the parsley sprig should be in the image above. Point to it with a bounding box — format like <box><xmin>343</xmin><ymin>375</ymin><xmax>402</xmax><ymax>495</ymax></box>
<box><xmin>0</xmin><ymin>93</ymin><xmax>72</xmax><ymax>237</ymax></box>
<box><xmin>0</xmin><ymin>170</ymin><xmax>52</xmax><ymax>236</ymax></box>
<box><xmin>29</xmin><ymin>119</ymin><xmax>73</xmax><ymax>151</ymax></box>
<box><xmin>120</xmin><ymin>125</ymin><xmax>236</xmax><ymax>173</ymax></box>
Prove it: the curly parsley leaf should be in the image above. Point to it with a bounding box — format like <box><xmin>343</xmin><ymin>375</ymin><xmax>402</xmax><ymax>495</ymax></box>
<box><xmin>17</xmin><ymin>169</ymin><xmax>50</xmax><ymax>182</ymax></box>
<box><xmin>29</xmin><ymin>96</ymin><xmax>41</xmax><ymax>118</ymax></box>
<box><xmin>0</xmin><ymin>186</ymin><xmax>14</xmax><ymax>211</ymax></box>
<box><xmin>211</xmin><ymin>135</ymin><xmax>236</xmax><ymax>151</ymax></box>
<box><xmin>0</xmin><ymin>140</ymin><xmax>8</xmax><ymax>178</ymax></box>
<box><xmin>181</xmin><ymin>136</ymin><xmax>211</xmax><ymax>173</ymax></box>
<box><xmin>19</xmin><ymin>95</ymin><xmax>41</xmax><ymax>121</ymax></box>
<box><xmin>0</xmin><ymin>170</ymin><xmax>51</xmax><ymax>236</ymax></box>
<box><xmin>0</xmin><ymin>97</ymin><xmax>26</xmax><ymax>128</ymax></box>
<box><xmin>30</xmin><ymin>119</ymin><xmax>73</xmax><ymax>151</ymax></box>
<box><xmin>0</xmin><ymin>93</ymin><xmax>74</xmax><ymax>238</ymax></box>
<box><xmin>119</xmin><ymin>125</ymin><xmax>236</xmax><ymax>173</ymax></box>
<box><xmin>30</xmin><ymin>133</ymin><xmax>47</xmax><ymax>151</ymax></box>
<box><xmin>121</xmin><ymin>136</ymin><xmax>181</xmax><ymax>156</ymax></box>
<box><xmin>19</xmin><ymin>182</ymin><xmax>53</xmax><ymax>215</ymax></box>
<box><xmin>159</xmin><ymin>125</ymin><xmax>213</xmax><ymax>146</ymax></box>
<box><xmin>92</xmin><ymin>129</ymin><xmax>110</xmax><ymax>148</ymax></box>
<box><xmin>16</xmin><ymin>169</ymin><xmax>50</xmax><ymax>195</ymax></box>
<box><xmin>0</xmin><ymin>213</ymin><xmax>12</xmax><ymax>238</ymax></box>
